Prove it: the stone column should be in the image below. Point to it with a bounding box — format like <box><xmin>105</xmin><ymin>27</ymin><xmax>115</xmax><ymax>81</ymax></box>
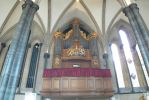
<box><xmin>90</xmin><ymin>32</ymin><xmax>99</xmax><ymax>67</ymax></box>
<box><xmin>129</xmin><ymin>4</ymin><xmax>149</xmax><ymax>49</ymax></box>
<box><xmin>44</xmin><ymin>53</ymin><xmax>50</xmax><ymax>68</ymax></box>
<box><xmin>0</xmin><ymin>43</ymin><xmax>6</xmax><ymax>55</ymax></box>
<box><xmin>103</xmin><ymin>53</ymin><xmax>108</xmax><ymax>68</ymax></box>
<box><xmin>0</xmin><ymin>1</ymin><xmax>39</xmax><ymax>100</ymax></box>
<box><xmin>0</xmin><ymin>1</ymin><xmax>33</xmax><ymax>99</ymax></box>
<box><xmin>17</xmin><ymin>44</ymin><xmax>30</xmax><ymax>93</ymax></box>
<box><xmin>123</xmin><ymin>7</ymin><xmax>149</xmax><ymax>75</ymax></box>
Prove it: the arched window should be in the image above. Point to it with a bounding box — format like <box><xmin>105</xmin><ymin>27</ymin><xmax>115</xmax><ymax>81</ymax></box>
<box><xmin>111</xmin><ymin>43</ymin><xmax>125</xmax><ymax>88</ymax></box>
<box><xmin>119</xmin><ymin>30</ymin><xmax>140</xmax><ymax>87</ymax></box>
<box><xmin>136</xmin><ymin>45</ymin><xmax>149</xmax><ymax>86</ymax></box>
<box><xmin>26</xmin><ymin>43</ymin><xmax>40</xmax><ymax>88</ymax></box>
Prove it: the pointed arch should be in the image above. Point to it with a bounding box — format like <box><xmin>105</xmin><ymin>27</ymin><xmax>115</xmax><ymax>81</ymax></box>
<box><xmin>79</xmin><ymin>0</ymin><xmax>101</xmax><ymax>34</ymax></box>
<box><xmin>0</xmin><ymin>1</ymin><xmax>19</xmax><ymax>36</ymax></box>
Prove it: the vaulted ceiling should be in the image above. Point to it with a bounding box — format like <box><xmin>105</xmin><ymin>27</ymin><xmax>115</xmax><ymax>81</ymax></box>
<box><xmin>0</xmin><ymin>0</ymin><xmax>149</xmax><ymax>43</ymax></box>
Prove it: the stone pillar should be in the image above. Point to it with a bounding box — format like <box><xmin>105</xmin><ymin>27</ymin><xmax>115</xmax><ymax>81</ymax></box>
<box><xmin>53</xmin><ymin>32</ymin><xmax>62</xmax><ymax>68</ymax></box>
<box><xmin>17</xmin><ymin>44</ymin><xmax>31</xmax><ymax>94</ymax></box>
<box><xmin>0</xmin><ymin>1</ymin><xmax>39</xmax><ymax>100</ymax></box>
<box><xmin>33</xmin><ymin>43</ymin><xmax>42</xmax><ymax>92</ymax></box>
<box><xmin>123</xmin><ymin>7</ymin><xmax>149</xmax><ymax>75</ymax></box>
<box><xmin>129</xmin><ymin>4</ymin><xmax>149</xmax><ymax>49</ymax></box>
<box><xmin>44</xmin><ymin>53</ymin><xmax>50</xmax><ymax>68</ymax></box>
<box><xmin>0</xmin><ymin>44</ymin><xmax>7</xmax><ymax>73</ymax></box>
<box><xmin>0</xmin><ymin>43</ymin><xmax>6</xmax><ymax>55</ymax></box>
<box><xmin>90</xmin><ymin>32</ymin><xmax>99</xmax><ymax>67</ymax></box>
<box><xmin>103</xmin><ymin>53</ymin><xmax>108</xmax><ymax>68</ymax></box>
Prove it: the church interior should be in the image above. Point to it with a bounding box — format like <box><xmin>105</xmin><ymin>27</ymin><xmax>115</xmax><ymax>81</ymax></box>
<box><xmin>0</xmin><ymin>0</ymin><xmax>149</xmax><ymax>100</ymax></box>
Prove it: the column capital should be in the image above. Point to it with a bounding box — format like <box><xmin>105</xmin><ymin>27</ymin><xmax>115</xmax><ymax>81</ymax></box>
<box><xmin>31</xmin><ymin>3</ymin><xmax>39</xmax><ymax>11</ymax></box>
<box><xmin>123</xmin><ymin>6</ymin><xmax>131</xmax><ymax>16</ymax></box>
<box><xmin>129</xmin><ymin>3</ymin><xmax>138</xmax><ymax>10</ymax></box>
<box><xmin>44</xmin><ymin>53</ymin><xmax>50</xmax><ymax>59</ymax></box>
<box><xmin>22</xmin><ymin>0</ymin><xmax>33</xmax><ymax>9</ymax></box>
<box><xmin>103</xmin><ymin>53</ymin><xmax>108</xmax><ymax>59</ymax></box>
<box><xmin>1</xmin><ymin>43</ymin><xmax>6</xmax><ymax>48</ymax></box>
<box><xmin>22</xmin><ymin>1</ymin><xmax>39</xmax><ymax>11</ymax></box>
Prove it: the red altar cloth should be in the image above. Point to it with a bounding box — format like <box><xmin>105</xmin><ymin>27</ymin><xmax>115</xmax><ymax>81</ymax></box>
<box><xmin>43</xmin><ymin>68</ymin><xmax>111</xmax><ymax>77</ymax></box>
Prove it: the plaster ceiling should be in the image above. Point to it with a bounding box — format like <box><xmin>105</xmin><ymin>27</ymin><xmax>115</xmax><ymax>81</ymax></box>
<box><xmin>0</xmin><ymin>0</ymin><xmax>149</xmax><ymax>43</ymax></box>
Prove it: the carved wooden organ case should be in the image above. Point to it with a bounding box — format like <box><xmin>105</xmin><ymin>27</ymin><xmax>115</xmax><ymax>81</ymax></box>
<box><xmin>53</xmin><ymin>19</ymin><xmax>99</xmax><ymax>68</ymax></box>
<box><xmin>41</xmin><ymin>19</ymin><xmax>113</xmax><ymax>97</ymax></box>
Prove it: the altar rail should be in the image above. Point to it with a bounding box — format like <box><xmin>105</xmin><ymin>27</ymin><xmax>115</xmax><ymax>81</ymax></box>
<box><xmin>43</xmin><ymin>68</ymin><xmax>111</xmax><ymax>77</ymax></box>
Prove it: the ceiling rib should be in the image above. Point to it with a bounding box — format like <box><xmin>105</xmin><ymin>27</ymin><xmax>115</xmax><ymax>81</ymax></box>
<box><xmin>0</xmin><ymin>1</ymin><xmax>19</xmax><ymax>36</ymax></box>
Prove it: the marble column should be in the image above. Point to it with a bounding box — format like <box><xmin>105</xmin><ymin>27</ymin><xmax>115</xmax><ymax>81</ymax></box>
<box><xmin>0</xmin><ymin>1</ymin><xmax>33</xmax><ymax>99</ymax></box>
<box><xmin>129</xmin><ymin>3</ymin><xmax>149</xmax><ymax>49</ymax></box>
<box><xmin>123</xmin><ymin>7</ymin><xmax>149</xmax><ymax>75</ymax></box>
<box><xmin>0</xmin><ymin>1</ymin><xmax>39</xmax><ymax>100</ymax></box>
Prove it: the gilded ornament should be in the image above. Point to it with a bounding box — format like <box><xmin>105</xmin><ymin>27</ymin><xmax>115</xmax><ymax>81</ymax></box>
<box><xmin>80</xmin><ymin>31</ymin><xmax>89</xmax><ymax>40</ymax></box>
<box><xmin>67</xmin><ymin>41</ymin><xmax>85</xmax><ymax>56</ymax></box>
<box><xmin>63</xmin><ymin>30</ymin><xmax>73</xmax><ymax>40</ymax></box>
<box><xmin>90</xmin><ymin>32</ymin><xmax>97</xmax><ymax>39</ymax></box>
<box><xmin>54</xmin><ymin>56</ymin><xmax>60</xmax><ymax>65</ymax></box>
<box><xmin>54</xmin><ymin>32</ymin><xmax>61</xmax><ymax>38</ymax></box>
<box><xmin>92</xmin><ymin>56</ymin><xmax>98</xmax><ymax>65</ymax></box>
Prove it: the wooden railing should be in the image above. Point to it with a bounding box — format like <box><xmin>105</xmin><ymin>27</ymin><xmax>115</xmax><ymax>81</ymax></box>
<box><xmin>41</xmin><ymin>68</ymin><xmax>114</xmax><ymax>97</ymax></box>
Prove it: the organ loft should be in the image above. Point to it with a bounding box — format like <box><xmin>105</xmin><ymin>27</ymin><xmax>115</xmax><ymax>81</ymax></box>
<box><xmin>41</xmin><ymin>18</ymin><xmax>113</xmax><ymax>97</ymax></box>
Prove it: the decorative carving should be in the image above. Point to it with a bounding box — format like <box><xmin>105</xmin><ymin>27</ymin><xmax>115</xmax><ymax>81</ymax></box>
<box><xmin>54</xmin><ymin>32</ymin><xmax>62</xmax><ymax>38</ymax></box>
<box><xmin>80</xmin><ymin>31</ymin><xmax>90</xmax><ymax>40</ymax></box>
<box><xmin>54</xmin><ymin>56</ymin><xmax>61</xmax><ymax>65</ymax></box>
<box><xmin>73</xmin><ymin>18</ymin><xmax>80</xmax><ymax>25</ymax></box>
<box><xmin>92</xmin><ymin>56</ymin><xmax>98</xmax><ymax>65</ymax></box>
<box><xmin>90</xmin><ymin>32</ymin><xmax>97</xmax><ymax>39</ymax></box>
<box><xmin>63</xmin><ymin>30</ymin><xmax>73</xmax><ymax>40</ymax></box>
<box><xmin>67</xmin><ymin>40</ymin><xmax>85</xmax><ymax>56</ymax></box>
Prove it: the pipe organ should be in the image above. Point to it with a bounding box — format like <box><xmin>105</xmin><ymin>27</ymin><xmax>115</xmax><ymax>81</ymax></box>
<box><xmin>41</xmin><ymin>19</ymin><xmax>113</xmax><ymax>97</ymax></box>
